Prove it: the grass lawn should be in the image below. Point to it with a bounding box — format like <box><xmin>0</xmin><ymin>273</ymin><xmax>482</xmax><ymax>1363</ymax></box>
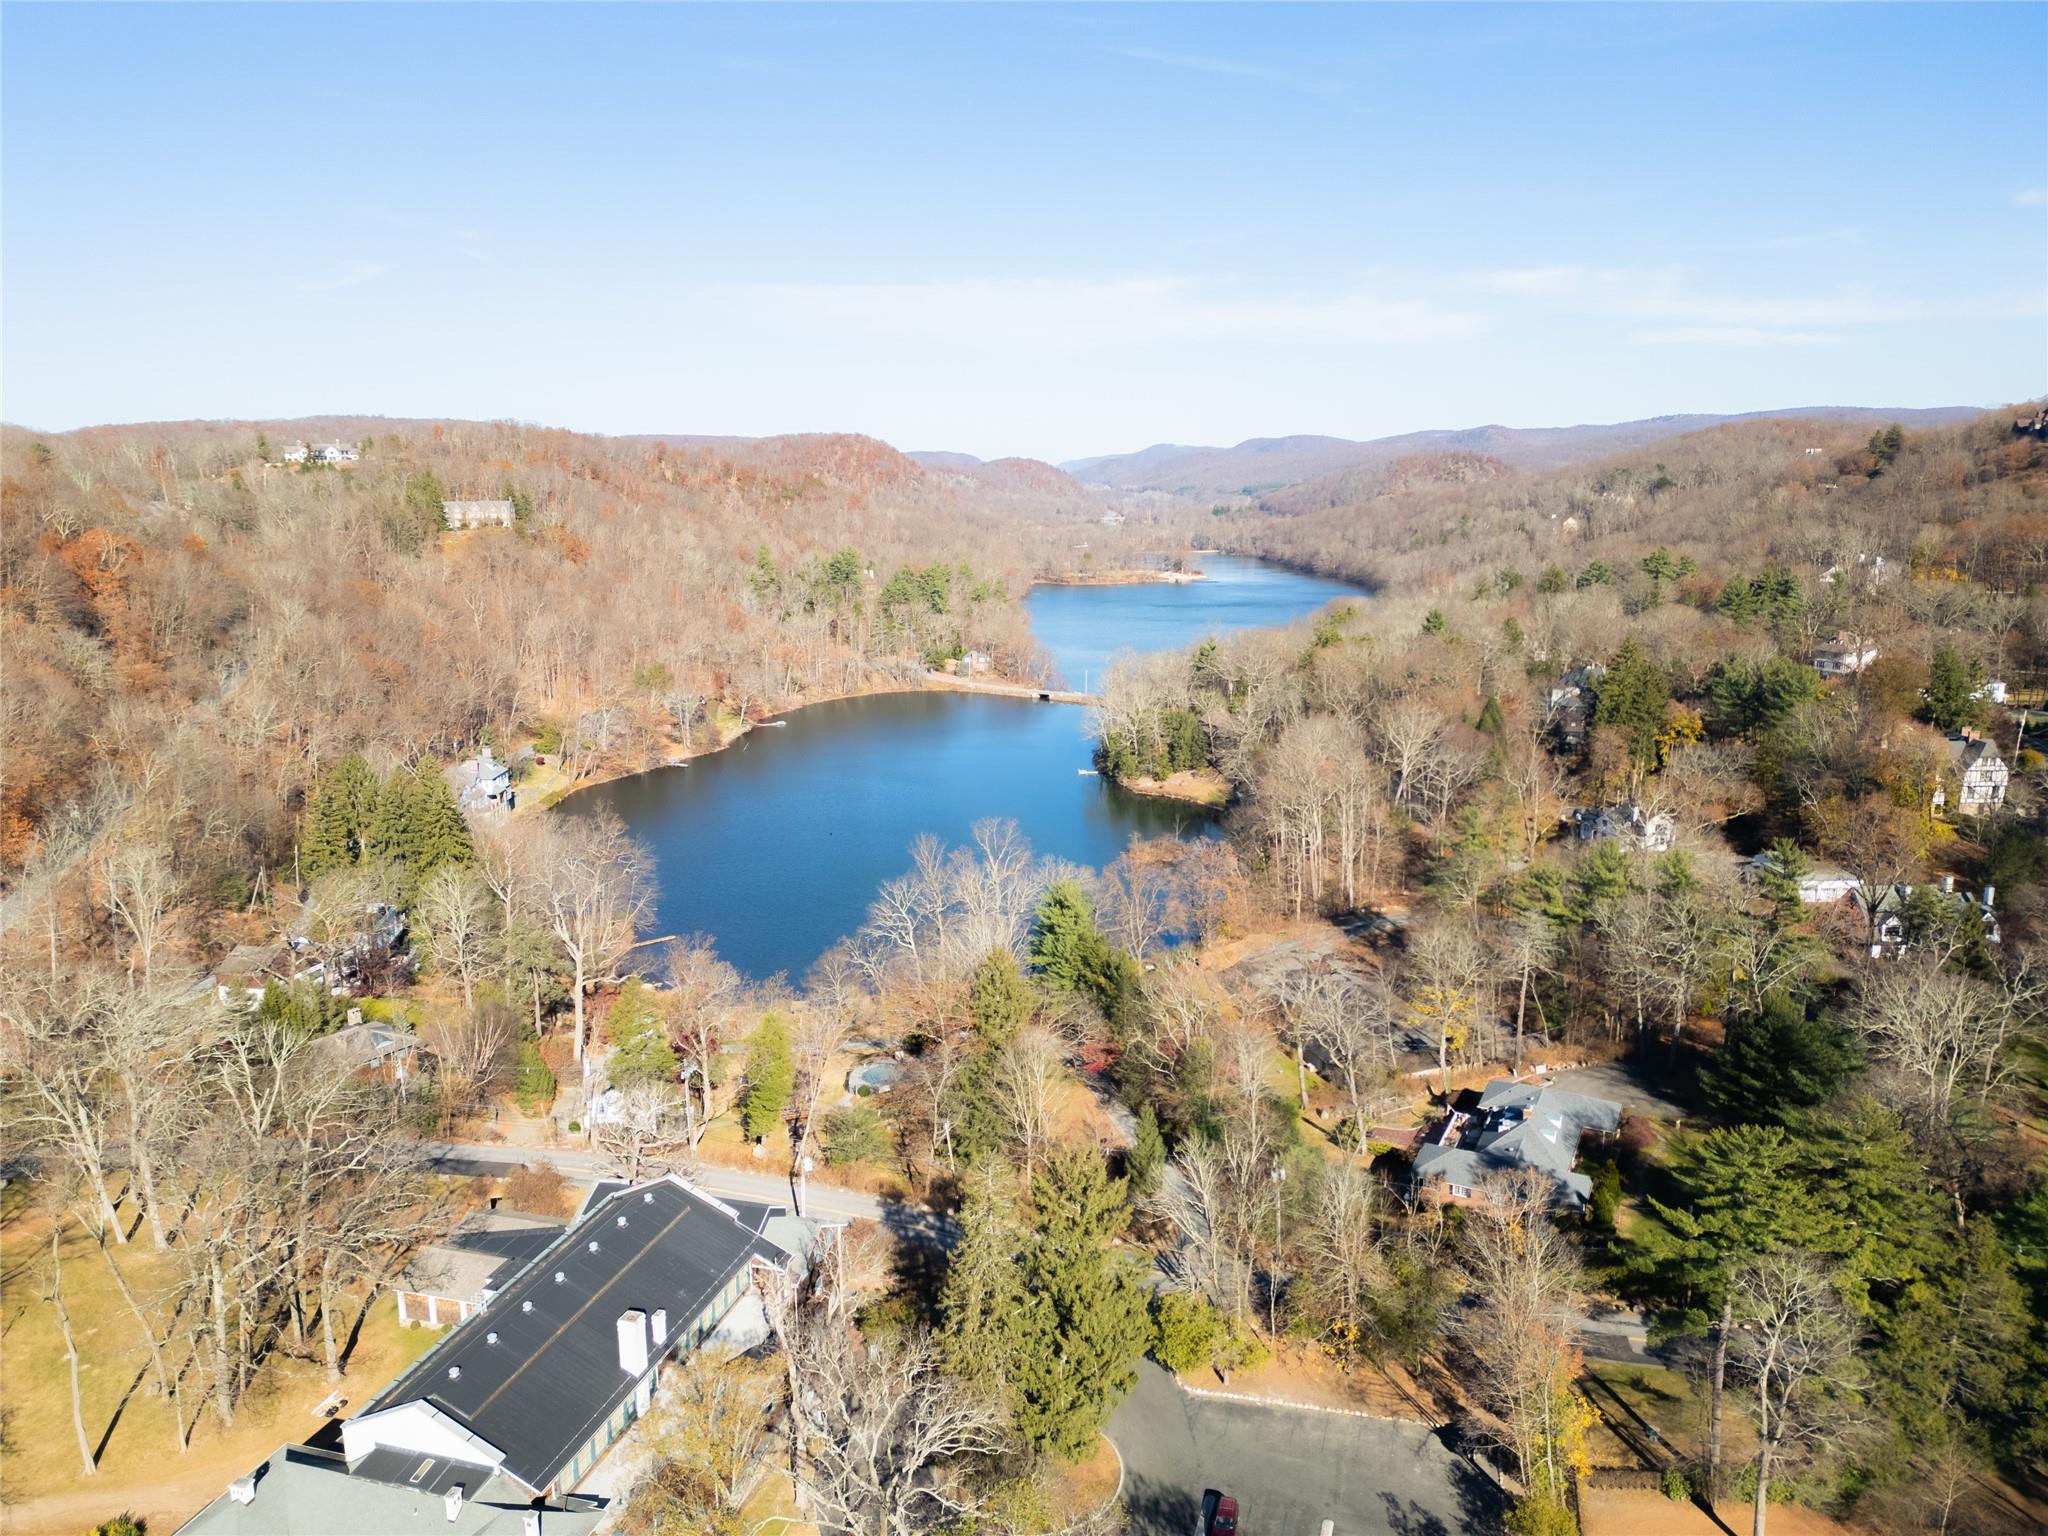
<box><xmin>738</xmin><ymin>1467</ymin><xmax>815</xmax><ymax>1535</ymax></box>
<box><xmin>1580</xmin><ymin>1361</ymin><xmax>1758</xmax><ymax>1473</ymax></box>
<box><xmin>1043</xmin><ymin>1433</ymin><xmax>1122</xmax><ymax>1516</ymax></box>
<box><xmin>0</xmin><ymin>1201</ymin><xmax>441</xmax><ymax>1536</ymax></box>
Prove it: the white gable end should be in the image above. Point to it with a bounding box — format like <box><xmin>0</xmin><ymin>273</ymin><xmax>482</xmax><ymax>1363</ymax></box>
<box><xmin>341</xmin><ymin>1399</ymin><xmax>507</xmax><ymax>1472</ymax></box>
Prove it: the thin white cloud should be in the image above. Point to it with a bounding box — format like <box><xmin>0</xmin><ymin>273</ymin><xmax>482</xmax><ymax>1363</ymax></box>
<box><xmin>2018</xmin><ymin>188</ymin><xmax>2048</xmax><ymax>207</ymax></box>
<box><xmin>296</xmin><ymin>260</ymin><xmax>394</xmax><ymax>292</ymax></box>
<box><xmin>1634</xmin><ymin>326</ymin><xmax>1836</xmax><ymax>348</ymax></box>
<box><xmin>695</xmin><ymin>276</ymin><xmax>1482</xmax><ymax>349</ymax></box>
<box><xmin>1465</xmin><ymin>263</ymin><xmax>1899</xmax><ymax>332</ymax></box>
<box><xmin>1117</xmin><ymin>47</ymin><xmax>1340</xmax><ymax>97</ymax></box>
<box><xmin>1753</xmin><ymin>226</ymin><xmax>1862</xmax><ymax>250</ymax></box>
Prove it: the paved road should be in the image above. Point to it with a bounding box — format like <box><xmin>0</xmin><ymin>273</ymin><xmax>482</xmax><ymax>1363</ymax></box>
<box><xmin>1109</xmin><ymin>1361</ymin><xmax>1505</xmax><ymax>1536</ymax></box>
<box><xmin>422</xmin><ymin>1139</ymin><xmax>895</xmax><ymax>1226</ymax></box>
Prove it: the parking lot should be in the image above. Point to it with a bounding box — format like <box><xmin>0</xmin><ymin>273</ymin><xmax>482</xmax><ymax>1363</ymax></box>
<box><xmin>1109</xmin><ymin>1361</ymin><xmax>1505</xmax><ymax>1536</ymax></box>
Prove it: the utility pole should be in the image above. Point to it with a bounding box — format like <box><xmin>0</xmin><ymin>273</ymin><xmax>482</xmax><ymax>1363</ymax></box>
<box><xmin>1268</xmin><ymin>1162</ymin><xmax>1287</xmax><ymax>1336</ymax></box>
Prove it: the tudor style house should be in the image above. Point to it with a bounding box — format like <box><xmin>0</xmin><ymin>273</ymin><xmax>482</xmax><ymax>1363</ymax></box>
<box><xmin>1413</xmin><ymin>1076</ymin><xmax>1625</xmax><ymax>1211</ymax></box>
<box><xmin>178</xmin><ymin>1175</ymin><xmax>833</xmax><ymax>1534</ymax></box>
<box><xmin>1934</xmin><ymin>731</ymin><xmax>2009</xmax><ymax>816</ymax></box>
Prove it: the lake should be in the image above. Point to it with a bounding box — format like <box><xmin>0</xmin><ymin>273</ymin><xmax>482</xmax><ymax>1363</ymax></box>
<box><xmin>569</xmin><ymin>555</ymin><xmax>1365</xmax><ymax>979</ymax></box>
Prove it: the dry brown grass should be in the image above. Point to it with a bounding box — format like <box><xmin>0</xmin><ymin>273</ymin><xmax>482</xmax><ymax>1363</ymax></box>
<box><xmin>0</xmin><ymin>1199</ymin><xmax>439</xmax><ymax>1536</ymax></box>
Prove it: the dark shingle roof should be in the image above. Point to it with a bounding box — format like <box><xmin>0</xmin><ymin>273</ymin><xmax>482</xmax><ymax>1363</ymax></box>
<box><xmin>362</xmin><ymin>1177</ymin><xmax>789</xmax><ymax>1491</ymax></box>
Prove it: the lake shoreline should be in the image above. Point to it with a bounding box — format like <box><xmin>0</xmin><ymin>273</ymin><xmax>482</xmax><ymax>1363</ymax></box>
<box><xmin>1035</xmin><ymin>569</ymin><xmax>1206</xmax><ymax>586</ymax></box>
<box><xmin>541</xmin><ymin>670</ymin><xmax>1069</xmax><ymax>809</ymax></box>
<box><xmin>1106</xmin><ymin>767</ymin><xmax>1233</xmax><ymax>807</ymax></box>
<box><xmin>564</xmin><ymin>556</ymin><xmax>1369</xmax><ymax>977</ymax></box>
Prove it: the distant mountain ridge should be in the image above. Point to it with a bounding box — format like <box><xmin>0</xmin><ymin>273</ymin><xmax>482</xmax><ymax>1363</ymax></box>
<box><xmin>1058</xmin><ymin>406</ymin><xmax>1987</xmax><ymax>496</ymax></box>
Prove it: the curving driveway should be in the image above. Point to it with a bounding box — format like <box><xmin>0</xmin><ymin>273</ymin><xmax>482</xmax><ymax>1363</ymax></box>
<box><xmin>1109</xmin><ymin>1361</ymin><xmax>1504</xmax><ymax>1536</ymax></box>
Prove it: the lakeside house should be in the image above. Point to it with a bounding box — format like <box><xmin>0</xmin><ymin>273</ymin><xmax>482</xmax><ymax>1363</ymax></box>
<box><xmin>1412</xmin><ymin>1076</ymin><xmax>1625</xmax><ymax>1211</ymax></box>
<box><xmin>444</xmin><ymin>499</ymin><xmax>516</xmax><ymax>530</ymax></box>
<box><xmin>178</xmin><ymin>1174</ymin><xmax>835</xmax><ymax>1533</ymax></box>
<box><xmin>1570</xmin><ymin>802</ymin><xmax>1675</xmax><ymax>854</ymax></box>
<box><xmin>290</xmin><ymin>901</ymin><xmax>412</xmax><ymax>994</ymax></box>
<box><xmin>1934</xmin><ymin>731</ymin><xmax>2009</xmax><ymax>815</ymax></box>
<box><xmin>450</xmin><ymin>746</ymin><xmax>514</xmax><ymax>814</ymax></box>
<box><xmin>1811</xmin><ymin>632</ymin><xmax>1879</xmax><ymax>678</ymax></box>
<box><xmin>1739</xmin><ymin>850</ymin><xmax>1860</xmax><ymax>905</ymax></box>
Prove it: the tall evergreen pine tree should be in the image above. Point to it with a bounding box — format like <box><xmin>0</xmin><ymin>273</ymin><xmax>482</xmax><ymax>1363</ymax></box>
<box><xmin>301</xmin><ymin>753</ymin><xmax>380</xmax><ymax>879</ymax></box>
<box><xmin>936</xmin><ymin>1161</ymin><xmax>1026</xmax><ymax>1388</ymax></box>
<box><xmin>1012</xmin><ymin>1147</ymin><xmax>1150</xmax><ymax>1459</ymax></box>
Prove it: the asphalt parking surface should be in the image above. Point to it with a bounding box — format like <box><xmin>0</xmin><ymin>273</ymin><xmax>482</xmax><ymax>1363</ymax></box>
<box><xmin>1109</xmin><ymin>1361</ymin><xmax>1505</xmax><ymax>1536</ymax></box>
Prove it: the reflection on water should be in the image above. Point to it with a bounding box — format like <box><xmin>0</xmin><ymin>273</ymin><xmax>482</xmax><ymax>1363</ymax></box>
<box><xmin>569</xmin><ymin>556</ymin><xmax>1366</xmax><ymax>979</ymax></box>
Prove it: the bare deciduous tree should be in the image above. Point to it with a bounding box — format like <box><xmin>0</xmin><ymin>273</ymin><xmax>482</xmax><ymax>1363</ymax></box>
<box><xmin>415</xmin><ymin>862</ymin><xmax>496</xmax><ymax>1012</ymax></box>
<box><xmin>1729</xmin><ymin>1252</ymin><xmax>1863</xmax><ymax>1536</ymax></box>
<box><xmin>779</xmin><ymin>1322</ymin><xmax>1008</xmax><ymax>1536</ymax></box>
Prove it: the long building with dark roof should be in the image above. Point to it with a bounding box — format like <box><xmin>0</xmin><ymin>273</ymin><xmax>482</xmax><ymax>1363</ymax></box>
<box><xmin>178</xmin><ymin>1174</ymin><xmax>825</xmax><ymax>1533</ymax></box>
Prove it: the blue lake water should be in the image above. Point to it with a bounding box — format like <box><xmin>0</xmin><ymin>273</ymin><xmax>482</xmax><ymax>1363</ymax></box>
<box><xmin>569</xmin><ymin>556</ymin><xmax>1366</xmax><ymax>979</ymax></box>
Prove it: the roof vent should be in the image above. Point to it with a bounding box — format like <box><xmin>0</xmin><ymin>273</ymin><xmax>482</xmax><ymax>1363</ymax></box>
<box><xmin>228</xmin><ymin>1474</ymin><xmax>258</xmax><ymax>1506</ymax></box>
<box><xmin>447</xmin><ymin>1365</ymin><xmax>461</xmax><ymax>1381</ymax></box>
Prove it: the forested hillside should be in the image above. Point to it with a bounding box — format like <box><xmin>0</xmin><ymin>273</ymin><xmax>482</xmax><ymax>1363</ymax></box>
<box><xmin>1063</xmin><ymin>405</ymin><xmax>1986</xmax><ymax>497</ymax></box>
<box><xmin>1074</xmin><ymin>404</ymin><xmax>2048</xmax><ymax>1534</ymax></box>
<box><xmin>0</xmin><ymin>417</ymin><xmax>1091</xmax><ymax>884</ymax></box>
<box><xmin>1230</xmin><ymin>408</ymin><xmax>2048</xmax><ymax>639</ymax></box>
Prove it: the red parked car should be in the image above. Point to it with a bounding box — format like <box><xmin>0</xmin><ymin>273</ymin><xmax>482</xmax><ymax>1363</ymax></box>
<box><xmin>1206</xmin><ymin>1494</ymin><xmax>1239</xmax><ymax>1536</ymax></box>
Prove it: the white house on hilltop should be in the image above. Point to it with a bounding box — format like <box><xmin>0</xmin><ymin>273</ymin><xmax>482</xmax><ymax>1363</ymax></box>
<box><xmin>443</xmin><ymin>500</ymin><xmax>516</xmax><ymax>531</ymax></box>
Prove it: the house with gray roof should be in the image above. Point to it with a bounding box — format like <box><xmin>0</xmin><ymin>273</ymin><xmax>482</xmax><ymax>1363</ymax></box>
<box><xmin>174</xmin><ymin>1442</ymin><xmax>603</xmax><ymax>1536</ymax></box>
<box><xmin>179</xmin><ymin>1174</ymin><xmax>832</xmax><ymax>1533</ymax></box>
<box><xmin>1412</xmin><ymin>1077</ymin><xmax>1624</xmax><ymax>1211</ymax></box>
<box><xmin>395</xmin><ymin>1210</ymin><xmax>566</xmax><ymax>1329</ymax></box>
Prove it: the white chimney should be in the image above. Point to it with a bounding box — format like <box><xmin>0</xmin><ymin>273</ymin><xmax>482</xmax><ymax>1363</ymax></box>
<box><xmin>523</xmin><ymin>1513</ymin><xmax>542</xmax><ymax>1536</ymax></box>
<box><xmin>228</xmin><ymin>1475</ymin><xmax>258</xmax><ymax>1506</ymax></box>
<box><xmin>1984</xmin><ymin>884</ymin><xmax>1997</xmax><ymax>908</ymax></box>
<box><xmin>617</xmin><ymin>1309</ymin><xmax>650</xmax><ymax>1375</ymax></box>
<box><xmin>1941</xmin><ymin>874</ymin><xmax>1956</xmax><ymax>893</ymax></box>
<box><xmin>444</xmin><ymin>1485</ymin><xmax>465</xmax><ymax>1522</ymax></box>
<box><xmin>651</xmin><ymin>1307</ymin><xmax>669</xmax><ymax>1345</ymax></box>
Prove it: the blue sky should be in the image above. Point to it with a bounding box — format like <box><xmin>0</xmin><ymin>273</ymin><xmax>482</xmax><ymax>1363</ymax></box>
<box><xmin>4</xmin><ymin>3</ymin><xmax>2043</xmax><ymax>461</ymax></box>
